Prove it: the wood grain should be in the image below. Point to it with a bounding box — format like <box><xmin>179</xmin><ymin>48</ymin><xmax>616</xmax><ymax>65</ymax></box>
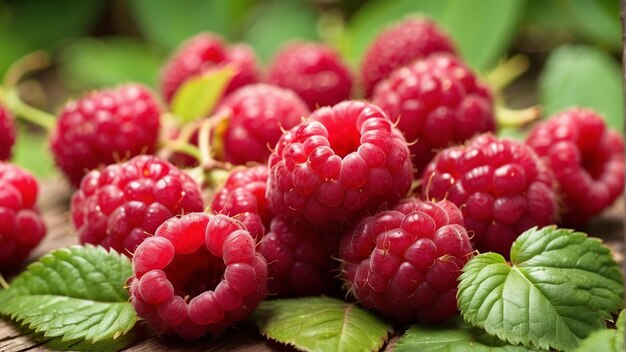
<box><xmin>0</xmin><ymin>178</ymin><xmax>623</xmax><ymax>351</ymax></box>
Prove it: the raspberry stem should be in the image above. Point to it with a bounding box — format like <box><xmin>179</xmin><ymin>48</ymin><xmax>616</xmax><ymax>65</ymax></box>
<box><xmin>0</xmin><ymin>274</ymin><xmax>8</xmax><ymax>289</ymax></box>
<box><xmin>2</xmin><ymin>88</ymin><xmax>55</xmax><ymax>131</ymax></box>
<box><xmin>484</xmin><ymin>54</ymin><xmax>529</xmax><ymax>92</ymax></box>
<box><xmin>496</xmin><ymin>105</ymin><xmax>541</xmax><ymax>128</ymax></box>
<box><xmin>3</xmin><ymin>51</ymin><xmax>51</xmax><ymax>88</ymax></box>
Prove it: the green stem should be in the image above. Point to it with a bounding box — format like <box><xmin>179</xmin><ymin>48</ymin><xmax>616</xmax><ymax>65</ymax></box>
<box><xmin>496</xmin><ymin>105</ymin><xmax>542</xmax><ymax>128</ymax></box>
<box><xmin>0</xmin><ymin>274</ymin><xmax>9</xmax><ymax>289</ymax></box>
<box><xmin>4</xmin><ymin>89</ymin><xmax>55</xmax><ymax>131</ymax></box>
<box><xmin>160</xmin><ymin>139</ymin><xmax>203</xmax><ymax>162</ymax></box>
<box><xmin>485</xmin><ymin>54</ymin><xmax>530</xmax><ymax>92</ymax></box>
<box><xmin>3</xmin><ymin>50</ymin><xmax>51</xmax><ymax>88</ymax></box>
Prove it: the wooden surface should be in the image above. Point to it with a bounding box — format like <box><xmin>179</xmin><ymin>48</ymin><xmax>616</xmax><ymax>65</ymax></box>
<box><xmin>0</xmin><ymin>178</ymin><xmax>623</xmax><ymax>351</ymax></box>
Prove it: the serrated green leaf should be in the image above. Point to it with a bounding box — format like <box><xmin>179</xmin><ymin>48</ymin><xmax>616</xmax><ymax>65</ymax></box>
<box><xmin>0</xmin><ymin>245</ymin><xmax>136</xmax><ymax>345</ymax></box>
<box><xmin>458</xmin><ymin>226</ymin><xmax>624</xmax><ymax>351</ymax></box>
<box><xmin>251</xmin><ymin>296</ymin><xmax>392</xmax><ymax>352</ymax></box>
<box><xmin>395</xmin><ymin>316</ymin><xmax>535</xmax><ymax>351</ymax></box>
<box><xmin>575</xmin><ymin>310</ymin><xmax>624</xmax><ymax>352</ymax></box>
<box><xmin>539</xmin><ymin>45</ymin><xmax>623</xmax><ymax>131</ymax></box>
<box><xmin>170</xmin><ymin>66</ymin><xmax>235</xmax><ymax>123</ymax></box>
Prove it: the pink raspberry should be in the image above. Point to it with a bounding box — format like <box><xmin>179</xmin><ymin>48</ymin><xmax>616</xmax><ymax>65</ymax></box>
<box><xmin>160</xmin><ymin>33</ymin><xmax>260</xmax><ymax>103</ymax></box>
<box><xmin>0</xmin><ymin>105</ymin><xmax>16</xmax><ymax>160</ymax></box>
<box><xmin>340</xmin><ymin>198</ymin><xmax>473</xmax><ymax>323</ymax></box>
<box><xmin>71</xmin><ymin>155</ymin><xmax>204</xmax><ymax>254</ymax></box>
<box><xmin>361</xmin><ymin>17</ymin><xmax>456</xmax><ymax>97</ymax></box>
<box><xmin>0</xmin><ymin>162</ymin><xmax>46</xmax><ymax>267</ymax></box>
<box><xmin>266</xmin><ymin>100</ymin><xmax>413</xmax><ymax>225</ymax></box>
<box><xmin>210</xmin><ymin>165</ymin><xmax>270</xmax><ymax>241</ymax></box>
<box><xmin>129</xmin><ymin>213</ymin><xmax>268</xmax><ymax>339</ymax></box>
<box><xmin>258</xmin><ymin>216</ymin><xmax>340</xmax><ymax>297</ymax></box>
<box><xmin>50</xmin><ymin>84</ymin><xmax>161</xmax><ymax>186</ymax></box>
<box><xmin>267</xmin><ymin>42</ymin><xmax>353</xmax><ymax>110</ymax></box>
<box><xmin>526</xmin><ymin>108</ymin><xmax>624</xmax><ymax>225</ymax></box>
<box><xmin>217</xmin><ymin>84</ymin><xmax>310</xmax><ymax>165</ymax></box>
<box><xmin>372</xmin><ymin>54</ymin><xmax>495</xmax><ymax>174</ymax></box>
<box><xmin>421</xmin><ymin>133</ymin><xmax>558</xmax><ymax>256</ymax></box>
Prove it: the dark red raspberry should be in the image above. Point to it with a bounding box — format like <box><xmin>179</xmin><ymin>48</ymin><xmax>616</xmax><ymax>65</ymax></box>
<box><xmin>129</xmin><ymin>213</ymin><xmax>268</xmax><ymax>339</ymax></box>
<box><xmin>216</xmin><ymin>84</ymin><xmax>310</xmax><ymax>165</ymax></box>
<box><xmin>0</xmin><ymin>105</ymin><xmax>16</xmax><ymax>160</ymax></box>
<box><xmin>266</xmin><ymin>100</ymin><xmax>413</xmax><ymax>226</ymax></box>
<box><xmin>50</xmin><ymin>84</ymin><xmax>161</xmax><ymax>187</ymax></box>
<box><xmin>372</xmin><ymin>54</ymin><xmax>495</xmax><ymax>174</ymax></box>
<box><xmin>526</xmin><ymin>108</ymin><xmax>624</xmax><ymax>225</ymax></box>
<box><xmin>361</xmin><ymin>17</ymin><xmax>456</xmax><ymax>97</ymax></box>
<box><xmin>258</xmin><ymin>216</ymin><xmax>340</xmax><ymax>297</ymax></box>
<box><xmin>340</xmin><ymin>198</ymin><xmax>472</xmax><ymax>323</ymax></box>
<box><xmin>160</xmin><ymin>33</ymin><xmax>260</xmax><ymax>103</ymax></box>
<box><xmin>0</xmin><ymin>162</ymin><xmax>46</xmax><ymax>267</ymax></box>
<box><xmin>71</xmin><ymin>155</ymin><xmax>204</xmax><ymax>254</ymax></box>
<box><xmin>421</xmin><ymin>133</ymin><xmax>558</xmax><ymax>256</ymax></box>
<box><xmin>210</xmin><ymin>165</ymin><xmax>270</xmax><ymax>241</ymax></box>
<box><xmin>267</xmin><ymin>42</ymin><xmax>353</xmax><ymax>110</ymax></box>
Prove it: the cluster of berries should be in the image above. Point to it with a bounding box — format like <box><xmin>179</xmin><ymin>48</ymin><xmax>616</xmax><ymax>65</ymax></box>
<box><xmin>0</xmin><ymin>16</ymin><xmax>622</xmax><ymax>339</ymax></box>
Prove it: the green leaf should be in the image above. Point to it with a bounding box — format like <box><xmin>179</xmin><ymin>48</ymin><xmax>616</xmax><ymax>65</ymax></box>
<box><xmin>127</xmin><ymin>0</ymin><xmax>254</xmax><ymax>50</ymax></box>
<box><xmin>243</xmin><ymin>0</ymin><xmax>320</xmax><ymax>63</ymax></box>
<box><xmin>170</xmin><ymin>66</ymin><xmax>235</xmax><ymax>123</ymax></box>
<box><xmin>0</xmin><ymin>245</ymin><xmax>136</xmax><ymax>344</ymax></box>
<box><xmin>251</xmin><ymin>296</ymin><xmax>392</xmax><ymax>352</ymax></box>
<box><xmin>575</xmin><ymin>310</ymin><xmax>624</xmax><ymax>352</ymax></box>
<box><xmin>539</xmin><ymin>45</ymin><xmax>624</xmax><ymax>130</ymax></box>
<box><xmin>344</xmin><ymin>0</ymin><xmax>525</xmax><ymax>71</ymax></box>
<box><xmin>562</xmin><ymin>0</ymin><xmax>621</xmax><ymax>52</ymax></box>
<box><xmin>458</xmin><ymin>226</ymin><xmax>624</xmax><ymax>351</ymax></box>
<box><xmin>58</xmin><ymin>37</ymin><xmax>164</xmax><ymax>89</ymax></box>
<box><xmin>395</xmin><ymin>316</ymin><xmax>535</xmax><ymax>351</ymax></box>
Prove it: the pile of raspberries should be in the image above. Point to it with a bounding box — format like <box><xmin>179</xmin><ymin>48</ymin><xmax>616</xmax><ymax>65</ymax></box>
<box><xmin>1</xmin><ymin>16</ymin><xmax>622</xmax><ymax>339</ymax></box>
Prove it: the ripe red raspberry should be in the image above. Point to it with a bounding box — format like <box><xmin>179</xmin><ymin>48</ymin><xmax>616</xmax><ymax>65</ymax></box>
<box><xmin>217</xmin><ymin>84</ymin><xmax>310</xmax><ymax>165</ymax></box>
<box><xmin>361</xmin><ymin>17</ymin><xmax>456</xmax><ymax>97</ymax></box>
<box><xmin>266</xmin><ymin>100</ymin><xmax>413</xmax><ymax>225</ymax></box>
<box><xmin>50</xmin><ymin>84</ymin><xmax>161</xmax><ymax>187</ymax></box>
<box><xmin>267</xmin><ymin>42</ymin><xmax>353</xmax><ymax>110</ymax></box>
<box><xmin>372</xmin><ymin>54</ymin><xmax>495</xmax><ymax>174</ymax></box>
<box><xmin>340</xmin><ymin>198</ymin><xmax>472</xmax><ymax>323</ymax></box>
<box><xmin>129</xmin><ymin>213</ymin><xmax>268</xmax><ymax>339</ymax></box>
<box><xmin>71</xmin><ymin>155</ymin><xmax>204</xmax><ymax>254</ymax></box>
<box><xmin>421</xmin><ymin>133</ymin><xmax>558</xmax><ymax>256</ymax></box>
<box><xmin>258</xmin><ymin>216</ymin><xmax>340</xmax><ymax>297</ymax></box>
<box><xmin>0</xmin><ymin>162</ymin><xmax>46</xmax><ymax>267</ymax></box>
<box><xmin>210</xmin><ymin>165</ymin><xmax>270</xmax><ymax>241</ymax></box>
<box><xmin>160</xmin><ymin>33</ymin><xmax>260</xmax><ymax>103</ymax></box>
<box><xmin>526</xmin><ymin>108</ymin><xmax>624</xmax><ymax>225</ymax></box>
<box><xmin>0</xmin><ymin>105</ymin><xmax>16</xmax><ymax>160</ymax></box>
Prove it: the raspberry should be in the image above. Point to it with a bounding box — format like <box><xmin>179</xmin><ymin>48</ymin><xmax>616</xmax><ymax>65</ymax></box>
<box><xmin>372</xmin><ymin>54</ymin><xmax>495</xmax><ymax>174</ymax></box>
<box><xmin>258</xmin><ymin>216</ymin><xmax>340</xmax><ymax>297</ymax></box>
<box><xmin>0</xmin><ymin>162</ymin><xmax>46</xmax><ymax>267</ymax></box>
<box><xmin>267</xmin><ymin>42</ymin><xmax>353</xmax><ymax>110</ymax></box>
<box><xmin>217</xmin><ymin>84</ymin><xmax>310</xmax><ymax>165</ymax></box>
<box><xmin>129</xmin><ymin>213</ymin><xmax>268</xmax><ymax>339</ymax></box>
<box><xmin>361</xmin><ymin>17</ymin><xmax>456</xmax><ymax>97</ymax></box>
<box><xmin>210</xmin><ymin>165</ymin><xmax>270</xmax><ymax>241</ymax></box>
<box><xmin>266</xmin><ymin>100</ymin><xmax>413</xmax><ymax>225</ymax></box>
<box><xmin>160</xmin><ymin>33</ymin><xmax>260</xmax><ymax>103</ymax></box>
<box><xmin>71</xmin><ymin>155</ymin><xmax>204</xmax><ymax>254</ymax></box>
<box><xmin>0</xmin><ymin>105</ymin><xmax>16</xmax><ymax>160</ymax></box>
<box><xmin>421</xmin><ymin>133</ymin><xmax>558</xmax><ymax>256</ymax></box>
<box><xmin>340</xmin><ymin>198</ymin><xmax>472</xmax><ymax>323</ymax></box>
<box><xmin>526</xmin><ymin>108</ymin><xmax>625</xmax><ymax>225</ymax></box>
<box><xmin>50</xmin><ymin>84</ymin><xmax>161</xmax><ymax>186</ymax></box>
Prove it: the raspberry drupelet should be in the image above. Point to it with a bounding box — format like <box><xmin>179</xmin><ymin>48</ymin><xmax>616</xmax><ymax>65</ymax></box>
<box><xmin>340</xmin><ymin>198</ymin><xmax>473</xmax><ymax>323</ymax></box>
<box><xmin>0</xmin><ymin>105</ymin><xmax>16</xmax><ymax>161</ymax></box>
<box><xmin>129</xmin><ymin>213</ymin><xmax>268</xmax><ymax>339</ymax></box>
<box><xmin>266</xmin><ymin>100</ymin><xmax>413</xmax><ymax>226</ymax></box>
<box><xmin>421</xmin><ymin>133</ymin><xmax>558</xmax><ymax>256</ymax></box>
<box><xmin>71</xmin><ymin>155</ymin><xmax>204</xmax><ymax>254</ymax></box>
<box><xmin>526</xmin><ymin>107</ymin><xmax>625</xmax><ymax>225</ymax></box>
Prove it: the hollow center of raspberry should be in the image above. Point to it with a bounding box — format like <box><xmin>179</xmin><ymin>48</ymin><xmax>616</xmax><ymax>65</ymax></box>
<box><xmin>162</xmin><ymin>248</ymin><xmax>226</xmax><ymax>299</ymax></box>
<box><xmin>327</xmin><ymin>125</ymin><xmax>361</xmax><ymax>158</ymax></box>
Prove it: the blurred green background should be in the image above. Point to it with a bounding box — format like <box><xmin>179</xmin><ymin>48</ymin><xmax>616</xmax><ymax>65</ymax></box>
<box><xmin>0</xmin><ymin>0</ymin><xmax>623</xmax><ymax>177</ymax></box>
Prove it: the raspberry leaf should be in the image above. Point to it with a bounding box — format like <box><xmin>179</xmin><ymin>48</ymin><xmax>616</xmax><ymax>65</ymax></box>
<box><xmin>251</xmin><ymin>296</ymin><xmax>392</xmax><ymax>352</ymax></box>
<box><xmin>458</xmin><ymin>226</ymin><xmax>624</xmax><ymax>351</ymax></box>
<box><xmin>395</xmin><ymin>316</ymin><xmax>534</xmax><ymax>351</ymax></box>
<box><xmin>170</xmin><ymin>65</ymin><xmax>235</xmax><ymax>123</ymax></box>
<box><xmin>0</xmin><ymin>245</ymin><xmax>137</xmax><ymax>345</ymax></box>
<box><xmin>574</xmin><ymin>310</ymin><xmax>624</xmax><ymax>352</ymax></box>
